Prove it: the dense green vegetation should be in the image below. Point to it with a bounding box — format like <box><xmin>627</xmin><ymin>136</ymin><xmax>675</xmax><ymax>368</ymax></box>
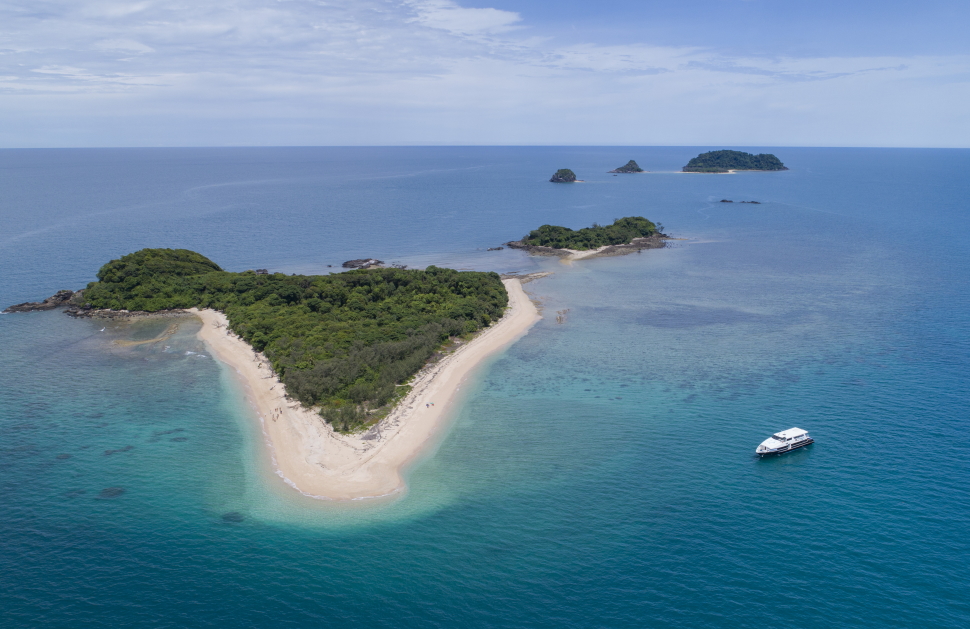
<box><xmin>519</xmin><ymin>216</ymin><xmax>659</xmax><ymax>250</ymax></box>
<box><xmin>550</xmin><ymin>168</ymin><xmax>577</xmax><ymax>182</ymax></box>
<box><xmin>683</xmin><ymin>150</ymin><xmax>787</xmax><ymax>173</ymax></box>
<box><xmin>610</xmin><ymin>160</ymin><xmax>643</xmax><ymax>173</ymax></box>
<box><xmin>83</xmin><ymin>249</ymin><xmax>508</xmax><ymax>432</ymax></box>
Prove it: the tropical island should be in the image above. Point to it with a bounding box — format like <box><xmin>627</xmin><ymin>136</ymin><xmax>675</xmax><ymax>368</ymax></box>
<box><xmin>80</xmin><ymin>248</ymin><xmax>512</xmax><ymax>431</ymax></box>
<box><xmin>7</xmin><ymin>248</ymin><xmax>541</xmax><ymax>499</ymax></box>
<box><xmin>609</xmin><ymin>160</ymin><xmax>644</xmax><ymax>173</ymax></box>
<box><xmin>506</xmin><ymin>216</ymin><xmax>668</xmax><ymax>260</ymax></box>
<box><xmin>682</xmin><ymin>150</ymin><xmax>787</xmax><ymax>173</ymax></box>
<box><xmin>550</xmin><ymin>168</ymin><xmax>577</xmax><ymax>183</ymax></box>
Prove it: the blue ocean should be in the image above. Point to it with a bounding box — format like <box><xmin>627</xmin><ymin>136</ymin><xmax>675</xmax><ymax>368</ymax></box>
<box><xmin>1</xmin><ymin>147</ymin><xmax>968</xmax><ymax>627</ymax></box>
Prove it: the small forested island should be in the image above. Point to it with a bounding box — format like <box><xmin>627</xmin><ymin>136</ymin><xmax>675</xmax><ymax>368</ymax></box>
<box><xmin>550</xmin><ymin>169</ymin><xmax>577</xmax><ymax>183</ymax></box>
<box><xmin>609</xmin><ymin>160</ymin><xmax>644</xmax><ymax>173</ymax></box>
<box><xmin>27</xmin><ymin>248</ymin><xmax>508</xmax><ymax>432</ymax></box>
<box><xmin>683</xmin><ymin>150</ymin><xmax>787</xmax><ymax>173</ymax></box>
<box><xmin>507</xmin><ymin>216</ymin><xmax>667</xmax><ymax>256</ymax></box>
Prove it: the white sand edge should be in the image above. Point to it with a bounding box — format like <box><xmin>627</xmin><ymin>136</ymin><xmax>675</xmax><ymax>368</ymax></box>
<box><xmin>191</xmin><ymin>278</ymin><xmax>540</xmax><ymax>501</ymax></box>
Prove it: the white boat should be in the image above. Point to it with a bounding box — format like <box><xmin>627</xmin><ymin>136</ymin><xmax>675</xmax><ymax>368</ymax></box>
<box><xmin>756</xmin><ymin>427</ymin><xmax>813</xmax><ymax>456</ymax></box>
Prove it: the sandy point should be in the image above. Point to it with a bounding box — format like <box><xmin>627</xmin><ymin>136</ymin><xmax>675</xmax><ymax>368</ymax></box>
<box><xmin>191</xmin><ymin>278</ymin><xmax>540</xmax><ymax>501</ymax></box>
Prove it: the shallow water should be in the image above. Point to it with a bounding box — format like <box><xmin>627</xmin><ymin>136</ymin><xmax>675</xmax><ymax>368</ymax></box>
<box><xmin>1</xmin><ymin>147</ymin><xmax>968</xmax><ymax>627</ymax></box>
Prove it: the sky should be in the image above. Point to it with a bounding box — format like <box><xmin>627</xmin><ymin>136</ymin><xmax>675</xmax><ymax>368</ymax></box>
<box><xmin>1</xmin><ymin>0</ymin><xmax>968</xmax><ymax>148</ymax></box>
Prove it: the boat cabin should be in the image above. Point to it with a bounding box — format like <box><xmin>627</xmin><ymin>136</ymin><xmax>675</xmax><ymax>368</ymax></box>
<box><xmin>757</xmin><ymin>427</ymin><xmax>813</xmax><ymax>455</ymax></box>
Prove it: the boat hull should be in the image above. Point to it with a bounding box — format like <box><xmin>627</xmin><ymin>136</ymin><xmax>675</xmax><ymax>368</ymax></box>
<box><xmin>757</xmin><ymin>438</ymin><xmax>814</xmax><ymax>457</ymax></box>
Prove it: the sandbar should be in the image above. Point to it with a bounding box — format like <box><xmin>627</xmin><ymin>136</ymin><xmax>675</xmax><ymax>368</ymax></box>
<box><xmin>192</xmin><ymin>278</ymin><xmax>540</xmax><ymax>501</ymax></box>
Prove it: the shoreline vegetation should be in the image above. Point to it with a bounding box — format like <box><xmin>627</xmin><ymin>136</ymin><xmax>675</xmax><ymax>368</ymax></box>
<box><xmin>506</xmin><ymin>216</ymin><xmax>668</xmax><ymax>260</ymax></box>
<box><xmin>682</xmin><ymin>150</ymin><xmax>787</xmax><ymax>173</ymax></box>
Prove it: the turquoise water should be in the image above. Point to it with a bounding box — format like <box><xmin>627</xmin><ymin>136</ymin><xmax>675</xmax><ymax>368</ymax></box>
<box><xmin>1</xmin><ymin>147</ymin><xmax>968</xmax><ymax>627</ymax></box>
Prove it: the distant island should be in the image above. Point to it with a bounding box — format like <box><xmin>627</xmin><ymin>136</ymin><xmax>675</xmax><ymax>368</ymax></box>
<box><xmin>507</xmin><ymin>216</ymin><xmax>668</xmax><ymax>259</ymax></box>
<box><xmin>609</xmin><ymin>160</ymin><xmax>644</xmax><ymax>173</ymax></box>
<box><xmin>550</xmin><ymin>168</ymin><xmax>577</xmax><ymax>183</ymax></box>
<box><xmin>683</xmin><ymin>150</ymin><xmax>787</xmax><ymax>173</ymax></box>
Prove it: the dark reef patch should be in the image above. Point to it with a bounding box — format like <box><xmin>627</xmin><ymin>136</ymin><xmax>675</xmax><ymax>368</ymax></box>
<box><xmin>98</xmin><ymin>487</ymin><xmax>125</xmax><ymax>499</ymax></box>
<box><xmin>222</xmin><ymin>511</ymin><xmax>245</xmax><ymax>523</ymax></box>
<box><xmin>103</xmin><ymin>445</ymin><xmax>134</xmax><ymax>456</ymax></box>
<box><xmin>149</xmin><ymin>428</ymin><xmax>185</xmax><ymax>442</ymax></box>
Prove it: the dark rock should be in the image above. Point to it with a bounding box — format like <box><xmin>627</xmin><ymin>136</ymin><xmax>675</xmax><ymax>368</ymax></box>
<box><xmin>4</xmin><ymin>289</ymin><xmax>77</xmax><ymax>313</ymax></box>
<box><xmin>255</xmin><ymin>269</ymin><xmax>269</xmax><ymax>275</ymax></box>
<box><xmin>64</xmin><ymin>307</ymin><xmax>191</xmax><ymax>319</ymax></box>
<box><xmin>222</xmin><ymin>511</ymin><xmax>245</xmax><ymax>523</ymax></box>
<box><xmin>487</xmin><ymin>247</ymin><xmax>504</xmax><ymax>251</ymax></box>
<box><xmin>342</xmin><ymin>258</ymin><xmax>384</xmax><ymax>269</ymax></box>
<box><xmin>98</xmin><ymin>487</ymin><xmax>125</xmax><ymax>499</ymax></box>
<box><xmin>549</xmin><ymin>169</ymin><xmax>577</xmax><ymax>183</ymax></box>
<box><xmin>720</xmin><ymin>199</ymin><xmax>734</xmax><ymax>203</ymax></box>
<box><xmin>609</xmin><ymin>160</ymin><xmax>644</xmax><ymax>173</ymax></box>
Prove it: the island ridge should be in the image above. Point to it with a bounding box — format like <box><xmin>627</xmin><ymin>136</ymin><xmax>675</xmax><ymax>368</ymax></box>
<box><xmin>682</xmin><ymin>150</ymin><xmax>787</xmax><ymax>173</ymax></box>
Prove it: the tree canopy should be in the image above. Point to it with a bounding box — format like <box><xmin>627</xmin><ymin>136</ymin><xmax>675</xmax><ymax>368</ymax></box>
<box><xmin>609</xmin><ymin>160</ymin><xmax>643</xmax><ymax>173</ymax></box>
<box><xmin>683</xmin><ymin>150</ymin><xmax>787</xmax><ymax>173</ymax></box>
<box><xmin>550</xmin><ymin>168</ymin><xmax>577</xmax><ymax>182</ymax></box>
<box><xmin>519</xmin><ymin>216</ymin><xmax>659</xmax><ymax>250</ymax></box>
<box><xmin>82</xmin><ymin>249</ymin><xmax>508</xmax><ymax>432</ymax></box>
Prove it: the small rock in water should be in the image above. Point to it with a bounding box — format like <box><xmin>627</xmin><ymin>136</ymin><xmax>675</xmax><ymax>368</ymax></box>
<box><xmin>98</xmin><ymin>487</ymin><xmax>125</xmax><ymax>499</ymax></box>
<box><xmin>56</xmin><ymin>453</ymin><xmax>72</xmax><ymax>460</ymax></box>
<box><xmin>222</xmin><ymin>511</ymin><xmax>245</xmax><ymax>523</ymax></box>
<box><xmin>342</xmin><ymin>258</ymin><xmax>383</xmax><ymax>269</ymax></box>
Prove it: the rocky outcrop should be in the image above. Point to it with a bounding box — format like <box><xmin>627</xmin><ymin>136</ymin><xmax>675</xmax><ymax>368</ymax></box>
<box><xmin>609</xmin><ymin>160</ymin><xmax>644</xmax><ymax>173</ymax></box>
<box><xmin>3</xmin><ymin>289</ymin><xmax>79</xmax><ymax>313</ymax></box>
<box><xmin>550</xmin><ymin>169</ymin><xmax>577</xmax><ymax>183</ymax></box>
<box><xmin>342</xmin><ymin>258</ymin><xmax>384</xmax><ymax>269</ymax></box>
<box><xmin>63</xmin><ymin>307</ymin><xmax>192</xmax><ymax>320</ymax></box>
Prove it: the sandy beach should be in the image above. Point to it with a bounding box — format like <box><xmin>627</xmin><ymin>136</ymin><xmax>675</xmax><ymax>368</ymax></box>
<box><xmin>192</xmin><ymin>278</ymin><xmax>540</xmax><ymax>501</ymax></box>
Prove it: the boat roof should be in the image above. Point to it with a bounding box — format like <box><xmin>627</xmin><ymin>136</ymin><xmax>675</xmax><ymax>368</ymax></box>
<box><xmin>773</xmin><ymin>427</ymin><xmax>808</xmax><ymax>438</ymax></box>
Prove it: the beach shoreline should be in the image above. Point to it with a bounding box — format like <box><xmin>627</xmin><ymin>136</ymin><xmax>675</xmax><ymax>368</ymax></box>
<box><xmin>192</xmin><ymin>278</ymin><xmax>540</xmax><ymax>501</ymax></box>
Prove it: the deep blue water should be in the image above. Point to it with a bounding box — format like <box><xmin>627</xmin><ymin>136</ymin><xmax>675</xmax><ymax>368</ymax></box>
<box><xmin>1</xmin><ymin>147</ymin><xmax>968</xmax><ymax>627</ymax></box>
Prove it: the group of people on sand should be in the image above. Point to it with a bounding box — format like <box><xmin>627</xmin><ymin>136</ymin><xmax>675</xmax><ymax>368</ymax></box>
<box><xmin>270</xmin><ymin>406</ymin><xmax>284</xmax><ymax>422</ymax></box>
<box><xmin>425</xmin><ymin>402</ymin><xmax>435</xmax><ymax>408</ymax></box>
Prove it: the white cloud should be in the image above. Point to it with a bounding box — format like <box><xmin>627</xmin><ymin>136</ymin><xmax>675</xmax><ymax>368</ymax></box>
<box><xmin>94</xmin><ymin>38</ymin><xmax>155</xmax><ymax>53</ymax></box>
<box><xmin>405</xmin><ymin>0</ymin><xmax>521</xmax><ymax>35</ymax></box>
<box><xmin>0</xmin><ymin>0</ymin><xmax>967</xmax><ymax>146</ymax></box>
